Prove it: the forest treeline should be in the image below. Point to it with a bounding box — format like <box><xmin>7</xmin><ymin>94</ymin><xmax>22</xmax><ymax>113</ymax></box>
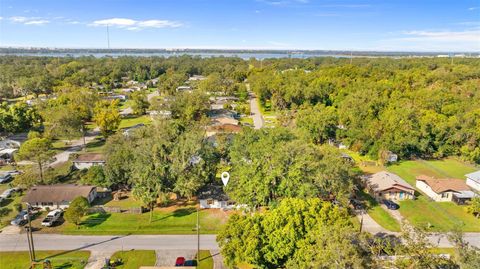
<box><xmin>0</xmin><ymin>56</ymin><xmax>479</xmax><ymax>163</ymax></box>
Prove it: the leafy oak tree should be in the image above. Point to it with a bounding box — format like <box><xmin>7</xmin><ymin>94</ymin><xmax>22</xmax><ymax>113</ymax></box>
<box><xmin>93</xmin><ymin>100</ymin><xmax>121</xmax><ymax>137</ymax></box>
<box><xmin>16</xmin><ymin>138</ymin><xmax>55</xmax><ymax>182</ymax></box>
<box><xmin>64</xmin><ymin>196</ymin><xmax>90</xmax><ymax>228</ymax></box>
<box><xmin>217</xmin><ymin>198</ymin><xmax>370</xmax><ymax>268</ymax></box>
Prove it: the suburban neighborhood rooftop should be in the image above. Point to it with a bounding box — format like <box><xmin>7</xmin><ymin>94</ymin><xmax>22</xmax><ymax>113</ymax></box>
<box><xmin>416</xmin><ymin>175</ymin><xmax>471</xmax><ymax>193</ymax></box>
<box><xmin>22</xmin><ymin>184</ymin><xmax>96</xmax><ymax>204</ymax></box>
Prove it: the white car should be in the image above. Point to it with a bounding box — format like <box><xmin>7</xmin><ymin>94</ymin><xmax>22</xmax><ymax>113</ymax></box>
<box><xmin>0</xmin><ymin>173</ymin><xmax>12</xmax><ymax>184</ymax></box>
<box><xmin>0</xmin><ymin>188</ymin><xmax>18</xmax><ymax>199</ymax></box>
<box><xmin>41</xmin><ymin>209</ymin><xmax>63</xmax><ymax>227</ymax></box>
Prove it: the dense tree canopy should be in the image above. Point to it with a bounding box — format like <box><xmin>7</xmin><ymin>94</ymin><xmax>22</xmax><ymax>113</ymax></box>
<box><xmin>226</xmin><ymin>128</ymin><xmax>357</xmax><ymax>207</ymax></box>
<box><xmin>217</xmin><ymin>198</ymin><xmax>371</xmax><ymax>268</ymax></box>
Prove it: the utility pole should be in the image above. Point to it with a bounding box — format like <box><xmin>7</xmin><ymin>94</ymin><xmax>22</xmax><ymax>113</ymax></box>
<box><xmin>197</xmin><ymin>203</ymin><xmax>200</xmax><ymax>262</ymax></box>
<box><xmin>26</xmin><ymin>204</ymin><xmax>36</xmax><ymax>261</ymax></box>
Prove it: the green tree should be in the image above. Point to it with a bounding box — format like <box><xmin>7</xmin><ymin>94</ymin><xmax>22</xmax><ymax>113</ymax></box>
<box><xmin>16</xmin><ymin>138</ymin><xmax>55</xmax><ymax>182</ymax></box>
<box><xmin>467</xmin><ymin>197</ymin><xmax>480</xmax><ymax>218</ymax></box>
<box><xmin>296</xmin><ymin>103</ymin><xmax>338</xmax><ymax>144</ymax></box>
<box><xmin>217</xmin><ymin>198</ymin><xmax>367</xmax><ymax>268</ymax></box>
<box><xmin>130</xmin><ymin>90</ymin><xmax>149</xmax><ymax>115</ymax></box>
<box><xmin>227</xmin><ymin>128</ymin><xmax>355</xmax><ymax>207</ymax></box>
<box><xmin>41</xmin><ymin>105</ymin><xmax>83</xmax><ymax>141</ymax></box>
<box><xmin>93</xmin><ymin>100</ymin><xmax>121</xmax><ymax>137</ymax></box>
<box><xmin>448</xmin><ymin>229</ymin><xmax>480</xmax><ymax>269</ymax></box>
<box><xmin>64</xmin><ymin>196</ymin><xmax>90</xmax><ymax>228</ymax></box>
<box><xmin>80</xmin><ymin>166</ymin><xmax>107</xmax><ymax>187</ymax></box>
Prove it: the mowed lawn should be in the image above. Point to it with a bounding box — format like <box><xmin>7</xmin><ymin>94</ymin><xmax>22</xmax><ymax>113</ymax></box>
<box><xmin>61</xmin><ymin>207</ymin><xmax>227</xmax><ymax>235</ymax></box>
<box><xmin>197</xmin><ymin>250</ymin><xmax>214</xmax><ymax>269</ymax></box>
<box><xmin>118</xmin><ymin>115</ymin><xmax>152</xmax><ymax>129</ymax></box>
<box><xmin>110</xmin><ymin>250</ymin><xmax>156</xmax><ymax>269</ymax></box>
<box><xmin>358</xmin><ymin>190</ymin><xmax>400</xmax><ymax>232</ymax></box>
<box><xmin>0</xmin><ymin>251</ymin><xmax>90</xmax><ymax>269</ymax></box>
<box><xmin>387</xmin><ymin>158</ymin><xmax>480</xmax><ymax>232</ymax></box>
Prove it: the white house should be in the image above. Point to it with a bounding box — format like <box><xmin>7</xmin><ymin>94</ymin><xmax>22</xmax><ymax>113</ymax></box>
<box><xmin>72</xmin><ymin>153</ymin><xmax>105</xmax><ymax>170</ymax></box>
<box><xmin>416</xmin><ymin>175</ymin><xmax>475</xmax><ymax>204</ymax></box>
<box><xmin>198</xmin><ymin>184</ymin><xmax>237</xmax><ymax>210</ymax></box>
<box><xmin>465</xmin><ymin>171</ymin><xmax>480</xmax><ymax>191</ymax></box>
<box><xmin>23</xmin><ymin>184</ymin><xmax>97</xmax><ymax>210</ymax></box>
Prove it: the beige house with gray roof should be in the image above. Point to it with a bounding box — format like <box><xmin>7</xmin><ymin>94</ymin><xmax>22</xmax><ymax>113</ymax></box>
<box><xmin>364</xmin><ymin>171</ymin><xmax>415</xmax><ymax>201</ymax></box>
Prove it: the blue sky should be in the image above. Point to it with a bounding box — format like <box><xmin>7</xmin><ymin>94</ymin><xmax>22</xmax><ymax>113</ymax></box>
<box><xmin>0</xmin><ymin>0</ymin><xmax>479</xmax><ymax>51</ymax></box>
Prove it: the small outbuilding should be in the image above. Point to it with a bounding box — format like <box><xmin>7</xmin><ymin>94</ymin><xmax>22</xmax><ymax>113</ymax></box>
<box><xmin>23</xmin><ymin>184</ymin><xmax>97</xmax><ymax>210</ymax></box>
<box><xmin>72</xmin><ymin>153</ymin><xmax>106</xmax><ymax>170</ymax></box>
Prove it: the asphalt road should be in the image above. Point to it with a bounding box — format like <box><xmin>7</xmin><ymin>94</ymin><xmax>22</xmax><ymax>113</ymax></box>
<box><xmin>248</xmin><ymin>85</ymin><xmax>264</xmax><ymax>129</ymax></box>
<box><xmin>356</xmin><ymin>211</ymin><xmax>480</xmax><ymax>248</ymax></box>
<box><xmin>0</xmin><ymin>234</ymin><xmax>219</xmax><ymax>252</ymax></box>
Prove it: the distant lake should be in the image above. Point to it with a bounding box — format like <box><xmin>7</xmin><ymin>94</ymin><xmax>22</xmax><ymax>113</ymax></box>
<box><xmin>0</xmin><ymin>51</ymin><xmax>356</xmax><ymax>60</ymax></box>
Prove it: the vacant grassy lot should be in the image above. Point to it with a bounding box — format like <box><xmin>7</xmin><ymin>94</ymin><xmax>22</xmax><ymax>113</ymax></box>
<box><xmin>0</xmin><ymin>251</ymin><xmax>90</xmax><ymax>269</ymax></box>
<box><xmin>110</xmin><ymin>250</ymin><xmax>156</xmax><ymax>269</ymax></box>
<box><xmin>386</xmin><ymin>158</ymin><xmax>480</xmax><ymax>232</ymax></box>
<box><xmin>387</xmin><ymin>158</ymin><xmax>476</xmax><ymax>186</ymax></box>
<box><xmin>358</xmin><ymin>190</ymin><xmax>400</xmax><ymax>232</ymax></box>
<box><xmin>60</xmin><ymin>207</ymin><xmax>227</xmax><ymax>235</ymax></box>
<box><xmin>197</xmin><ymin>250</ymin><xmax>214</xmax><ymax>269</ymax></box>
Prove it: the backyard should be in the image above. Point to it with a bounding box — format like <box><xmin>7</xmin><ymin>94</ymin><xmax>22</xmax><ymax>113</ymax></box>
<box><xmin>387</xmin><ymin>158</ymin><xmax>480</xmax><ymax>232</ymax></box>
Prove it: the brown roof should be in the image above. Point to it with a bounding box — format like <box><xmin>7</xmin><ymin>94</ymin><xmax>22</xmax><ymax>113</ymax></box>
<box><xmin>73</xmin><ymin>153</ymin><xmax>105</xmax><ymax>163</ymax></box>
<box><xmin>206</xmin><ymin>124</ymin><xmax>242</xmax><ymax>133</ymax></box>
<box><xmin>416</xmin><ymin>175</ymin><xmax>470</xmax><ymax>193</ymax></box>
<box><xmin>22</xmin><ymin>184</ymin><xmax>95</xmax><ymax>204</ymax></box>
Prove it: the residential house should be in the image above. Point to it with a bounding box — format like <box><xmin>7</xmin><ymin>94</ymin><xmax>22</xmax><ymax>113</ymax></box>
<box><xmin>22</xmin><ymin>184</ymin><xmax>97</xmax><ymax>210</ymax></box>
<box><xmin>211</xmin><ymin>117</ymin><xmax>239</xmax><ymax>126</ymax></box>
<box><xmin>188</xmin><ymin>75</ymin><xmax>206</xmax><ymax>82</ymax></box>
<box><xmin>176</xmin><ymin>86</ymin><xmax>192</xmax><ymax>93</ymax></box>
<box><xmin>206</xmin><ymin>124</ymin><xmax>242</xmax><ymax>138</ymax></box>
<box><xmin>198</xmin><ymin>184</ymin><xmax>236</xmax><ymax>209</ymax></box>
<box><xmin>208</xmin><ymin>109</ymin><xmax>238</xmax><ymax>120</ymax></box>
<box><xmin>72</xmin><ymin>153</ymin><xmax>105</xmax><ymax>170</ymax></box>
<box><xmin>364</xmin><ymin>171</ymin><xmax>415</xmax><ymax>201</ymax></box>
<box><xmin>465</xmin><ymin>170</ymin><xmax>480</xmax><ymax>191</ymax></box>
<box><xmin>0</xmin><ymin>148</ymin><xmax>17</xmax><ymax>164</ymax></box>
<box><xmin>416</xmin><ymin>175</ymin><xmax>476</xmax><ymax>204</ymax></box>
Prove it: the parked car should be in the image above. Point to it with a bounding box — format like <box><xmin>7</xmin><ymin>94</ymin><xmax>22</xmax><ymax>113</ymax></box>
<box><xmin>41</xmin><ymin>209</ymin><xmax>63</xmax><ymax>227</ymax></box>
<box><xmin>10</xmin><ymin>210</ymin><xmax>28</xmax><ymax>226</ymax></box>
<box><xmin>183</xmin><ymin>260</ymin><xmax>197</xmax><ymax>266</ymax></box>
<box><xmin>175</xmin><ymin>257</ymin><xmax>186</xmax><ymax>266</ymax></box>
<box><xmin>383</xmin><ymin>199</ymin><xmax>400</xmax><ymax>210</ymax></box>
<box><xmin>0</xmin><ymin>173</ymin><xmax>12</xmax><ymax>184</ymax></box>
<box><xmin>0</xmin><ymin>188</ymin><xmax>18</xmax><ymax>199</ymax></box>
<box><xmin>349</xmin><ymin>199</ymin><xmax>365</xmax><ymax>210</ymax></box>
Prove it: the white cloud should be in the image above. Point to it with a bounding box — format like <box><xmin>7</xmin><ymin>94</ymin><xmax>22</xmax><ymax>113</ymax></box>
<box><xmin>9</xmin><ymin>16</ymin><xmax>49</xmax><ymax>25</ymax></box>
<box><xmin>24</xmin><ymin>20</ymin><xmax>49</xmax><ymax>25</ymax></box>
<box><xmin>378</xmin><ymin>29</ymin><xmax>480</xmax><ymax>52</ymax></box>
<box><xmin>319</xmin><ymin>4</ymin><xmax>370</xmax><ymax>8</ymax></box>
<box><xmin>400</xmin><ymin>29</ymin><xmax>480</xmax><ymax>42</ymax></box>
<box><xmin>468</xmin><ymin>7</ymin><xmax>479</xmax><ymax>11</ymax></box>
<box><xmin>91</xmin><ymin>18</ymin><xmax>182</xmax><ymax>30</ymax></box>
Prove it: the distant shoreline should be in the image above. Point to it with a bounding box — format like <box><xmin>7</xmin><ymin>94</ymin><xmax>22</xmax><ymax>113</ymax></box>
<box><xmin>0</xmin><ymin>47</ymin><xmax>478</xmax><ymax>59</ymax></box>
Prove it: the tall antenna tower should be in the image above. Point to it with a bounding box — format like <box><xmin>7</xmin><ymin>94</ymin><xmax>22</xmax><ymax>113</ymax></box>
<box><xmin>107</xmin><ymin>25</ymin><xmax>110</xmax><ymax>49</ymax></box>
